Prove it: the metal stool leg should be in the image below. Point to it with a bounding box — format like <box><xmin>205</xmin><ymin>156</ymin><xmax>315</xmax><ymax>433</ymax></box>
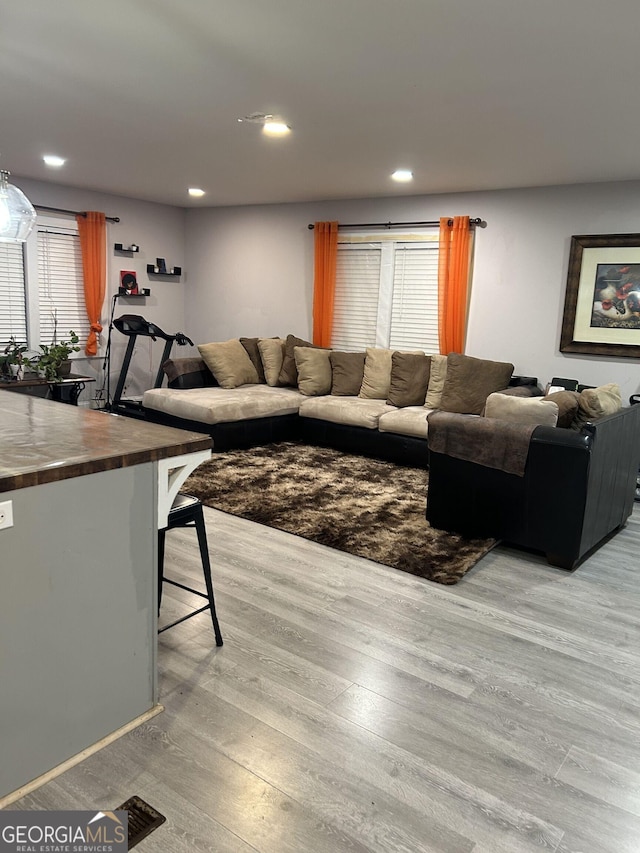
<box><xmin>157</xmin><ymin>528</ymin><xmax>166</xmax><ymax>616</ymax></box>
<box><xmin>193</xmin><ymin>504</ymin><xmax>224</xmax><ymax>647</ymax></box>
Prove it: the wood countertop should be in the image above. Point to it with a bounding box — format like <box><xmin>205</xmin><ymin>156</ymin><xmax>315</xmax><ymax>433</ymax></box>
<box><xmin>0</xmin><ymin>390</ymin><xmax>212</xmax><ymax>492</ymax></box>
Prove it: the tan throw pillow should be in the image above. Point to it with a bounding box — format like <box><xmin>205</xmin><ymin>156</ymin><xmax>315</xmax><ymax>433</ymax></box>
<box><xmin>424</xmin><ymin>354</ymin><xmax>448</xmax><ymax>408</ymax></box>
<box><xmin>439</xmin><ymin>353</ymin><xmax>514</xmax><ymax>415</ymax></box>
<box><xmin>278</xmin><ymin>334</ymin><xmax>314</xmax><ymax>387</ymax></box>
<box><xmin>543</xmin><ymin>390</ymin><xmax>579</xmax><ymax>429</ymax></box>
<box><xmin>197</xmin><ymin>339</ymin><xmax>259</xmax><ymax>389</ymax></box>
<box><xmin>359</xmin><ymin>348</ymin><xmax>393</xmax><ymax>399</ymax></box>
<box><xmin>294</xmin><ymin>347</ymin><xmax>332</xmax><ymax>396</ymax></box>
<box><xmin>330</xmin><ymin>351</ymin><xmax>366</xmax><ymax>396</ymax></box>
<box><xmin>484</xmin><ymin>393</ymin><xmax>559</xmax><ymax>426</ymax></box>
<box><xmin>387</xmin><ymin>352</ymin><xmax>432</xmax><ymax>407</ymax></box>
<box><xmin>571</xmin><ymin>383</ymin><xmax>622</xmax><ymax>430</ymax></box>
<box><xmin>258</xmin><ymin>338</ymin><xmax>286</xmax><ymax>386</ymax></box>
<box><xmin>240</xmin><ymin>337</ymin><xmax>266</xmax><ymax>383</ymax></box>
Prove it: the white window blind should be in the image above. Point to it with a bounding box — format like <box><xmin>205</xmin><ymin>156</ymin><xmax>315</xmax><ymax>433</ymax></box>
<box><xmin>389</xmin><ymin>242</ymin><xmax>439</xmax><ymax>352</ymax></box>
<box><xmin>331</xmin><ymin>234</ymin><xmax>440</xmax><ymax>353</ymax></box>
<box><xmin>0</xmin><ymin>242</ymin><xmax>27</xmax><ymax>349</ymax></box>
<box><xmin>331</xmin><ymin>243</ymin><xmax>381</xmax><ymax>351</ymax></box>
<box><xmin>37</xmin><ymin>226</ymin><xmax>88</xmax><ymax>346</ymax></box>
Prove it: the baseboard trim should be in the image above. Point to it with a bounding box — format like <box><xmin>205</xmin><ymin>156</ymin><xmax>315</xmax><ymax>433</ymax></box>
<box><xmin>0</xmin><ymin>704</ymin><xmax>165</xmax><ymax>808</ymax></box>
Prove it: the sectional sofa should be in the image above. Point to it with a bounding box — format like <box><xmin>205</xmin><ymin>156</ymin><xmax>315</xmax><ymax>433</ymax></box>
<box><xmin>141</xmin><ymin>334</ymin><xmax>538</xmax><ymax>468</ymax></box>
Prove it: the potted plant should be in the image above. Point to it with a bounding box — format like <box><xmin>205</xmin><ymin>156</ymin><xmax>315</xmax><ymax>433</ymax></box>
<box><xmin>1</xmin><ymin>336</ymin><xmax>31</xmax><ymax>380</ymax></box>
<box><xmin>35</xmin><ymin>331</ymin><xmax>81</xmax><ymax>380</ymax></box>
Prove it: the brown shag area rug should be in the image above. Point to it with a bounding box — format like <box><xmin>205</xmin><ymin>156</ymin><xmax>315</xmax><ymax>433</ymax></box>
<box><xmin>184</xmin><ymin>441</ymin><xmax>497</xmax><ymax>585</ymax></box>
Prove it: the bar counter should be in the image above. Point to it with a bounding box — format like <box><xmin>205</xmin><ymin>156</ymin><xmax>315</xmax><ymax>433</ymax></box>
<box><xmin>0</xmin><ymin>391</ymin><xmax>212</xmax><ymax>802</ymax></box>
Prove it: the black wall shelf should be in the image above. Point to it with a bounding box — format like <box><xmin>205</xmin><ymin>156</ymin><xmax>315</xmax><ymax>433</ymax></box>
<box><xmin>118</xmin><ymin>287</ymin><xmax>150</xmax><ymax>298</ymax></box>
<box><xmin>146</xmin><ymin>264</ymin><xmax>182</xmax><ymax>277</ymax></box>
<box><xmin>115</xmin><ymin>243</ymin><xmax>140</xmax><ymax>253</ymax></box>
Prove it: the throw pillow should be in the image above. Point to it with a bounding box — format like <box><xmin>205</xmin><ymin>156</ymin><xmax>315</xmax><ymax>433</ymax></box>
<box><xmin>162</xmin><ymin>357</ymin><xmax>217</xmax><ymax>389</ymax></box>
<box><xmin>387</xmin><ymin>352</ymin><xmax>432</xmax><ymax>407</ymax></box>
<box><xmin>258</xmin><ymin>337</ymin><xmax>286</xmax><ymax>386</ymax></box>
<box><xmin>424</xmin><ymin>354</ymin><xmax>448</xmax><ymax>408</ymax></box>
<box><xmin>484</xmin><ymin>392</ymin><xmax>559</xmax><ymax>426</ymax></box>
<box><xmin>240</xmin><ymin>337</ymin><xmax>267</xmax><ymax>383</ymax></box>
<box><xmin>197</xmin><ymin>339</ymin><xmax>259</xmax><ymax>389</ymax></box>
<box><xmin>359</xmin><ymin>348</ymin><xmax>393</xmax><ymax>399</ymax></box>
<box><xmin>278</xmin><ymin>334</ymin><xmax>314</xmax><ymax>387</ymax></box>
<box><xmin>439</xmin><ymin>353</ymin><xmax>514</xmax><ymax>415</ymax></box>
<box><xmin>571</xmin><ymin>383</ymin><xmax>622</xmax><ymax>430</ymax></box>
<box><xmin>543</xmin><ymin>390</ymin><xmax>579</xmax><ymax>429</ymax></box>
<box><xmin>294</xmin><ymin>347</ymin><xmax>332</xmax><ymax>396</ymax></box>
<box><xmin>330</xmin><ymin>351</ymin><xmax>366</xmax><ymax>396</ymax></box>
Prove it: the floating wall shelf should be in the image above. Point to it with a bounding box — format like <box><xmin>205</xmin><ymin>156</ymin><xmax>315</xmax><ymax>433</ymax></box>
<box><xmin>118</xmin><ymin>287</ymin><xmax>150</xmax><ymax>298</ymax></box>
<box><xmin>114</xmin><ymin>243</ymin><xmax>140</xmax><ymax>253</ymax></box>
<box><xmin>147</xmin><ymin>264</ymin><xmax>182</xmax><ymax>277</ymax></box>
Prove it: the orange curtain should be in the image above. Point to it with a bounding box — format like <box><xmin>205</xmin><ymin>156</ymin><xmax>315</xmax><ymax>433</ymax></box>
<box><xmin>438</xmin><ymin>215</ymin><xmax>471</xmax><ymax>354</ymax></box>
<box><xmin>76</xmin><ymin>211</ymin><xmax>106</xmax><ymax>356</ymax></box>
<box><xmin>312</xmin><ymin>221</ymin><xmax>339</xmax><ymax>347</ymax></box>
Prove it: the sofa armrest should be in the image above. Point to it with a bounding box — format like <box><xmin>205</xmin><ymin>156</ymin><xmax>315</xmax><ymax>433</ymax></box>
<box><xmin>162</xmin><ymin>357</ymin><xmax>218</xmax><ymax>390</ymax></box>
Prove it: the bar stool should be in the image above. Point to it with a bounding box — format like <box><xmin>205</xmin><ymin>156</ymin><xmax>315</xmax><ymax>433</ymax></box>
<box><xmin>158</xmin><ymin>493</ymin><xmax>223</xmax><ymax>646</ymax></box>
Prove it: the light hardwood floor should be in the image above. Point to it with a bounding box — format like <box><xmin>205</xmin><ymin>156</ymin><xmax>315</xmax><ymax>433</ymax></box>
<box><xmin>14</xmin><ymin>503</ymin><xmax>640</xmax><ymax>852</ymax></box>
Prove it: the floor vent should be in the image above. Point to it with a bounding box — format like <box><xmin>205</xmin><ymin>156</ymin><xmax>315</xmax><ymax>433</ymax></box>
<box><xmin>117</xmin><ymin>795</ymin><xmax>166</xmax><ymax>849</ymax></box>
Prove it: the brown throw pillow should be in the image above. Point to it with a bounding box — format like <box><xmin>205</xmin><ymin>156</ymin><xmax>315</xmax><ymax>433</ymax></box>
<box><xmin>387</xmin><ymin>352</ymin><xmax>432</xmax><ymax>407</ymax></box>
<box><xmin>162</xmin><ymin>357</ymin><xmax>217</xmax><ymax>389</ymax></box>
<box><xmin>330</xmin><ymin>351</ymin><xmax>366</xmax><ymax>395</ymax></box>
<box><xmin>543</xmin><ymin>390</ymin><xmax>579</xmax><ymax>428</ymax></box>
<box><xmin>278</xmin><ymin>334</ymin><xmax>314</xmax><ymax>386</ymax></box>
<box><xmin>439</xmin><ymin>353</ymin><xmax>514</xmax><ymax>415</ymax></box>
<box><xmin>240</xmin><ymin>337</ymin><xmax>266</xmax><ymax>383</ymax></box>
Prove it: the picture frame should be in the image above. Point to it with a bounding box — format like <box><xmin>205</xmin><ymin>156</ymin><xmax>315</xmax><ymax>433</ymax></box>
<box><xmin>560</xmin><ymin>233</ymin><xmax>640</xmax><ymax>358</ymax></box>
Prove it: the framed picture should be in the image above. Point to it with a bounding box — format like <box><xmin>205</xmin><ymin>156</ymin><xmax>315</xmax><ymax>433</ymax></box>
<box><xmin>560</xmin><ymin>233</ymin><xmax>640</xmax><ymax>358</ymax></box>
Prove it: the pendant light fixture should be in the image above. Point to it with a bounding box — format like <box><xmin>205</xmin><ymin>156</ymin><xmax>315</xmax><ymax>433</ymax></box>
<box><xmin>0</xmin><ymin>169</ymin><xmax>37</xmax><ymax>243</ymax></box>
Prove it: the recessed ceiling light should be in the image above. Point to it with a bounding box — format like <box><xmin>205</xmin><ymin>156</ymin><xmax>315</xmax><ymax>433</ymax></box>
<box><xmin>43</xmin><ymin>155</ymin><xmax>66</xmax><ymax>168</ymax></box>
<box><xmin>262</xmin><ymin>121</ymin><xmax>291</xmax><ymax>137</ymax></box>
<box><xmin>391</xmin><ymin>169</ymin><xmax>413</xmax><ymax>183</ymax></box>
<box><xmin>188</xmin><ymin>188</ymin><xmax>205</xmax><ymax>197</ymax></box>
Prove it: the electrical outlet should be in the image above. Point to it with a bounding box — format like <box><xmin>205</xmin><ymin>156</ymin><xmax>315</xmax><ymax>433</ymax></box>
<box><xmin>0</xmin><ymin>500</ymin><xmax>14</xmax><ymax>530</ymax></box>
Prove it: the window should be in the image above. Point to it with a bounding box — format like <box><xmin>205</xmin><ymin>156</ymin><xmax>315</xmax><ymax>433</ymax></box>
<box><xmin>37</xmin><ymin>225</ymin><xmax>88</xmax><ymax>345</ymax></box>
<box><xmin>330</xmin><ymin>233</ymin><xmax>440</xmax><ymax>353</ymax></box>
<box><xmin>0</xmin><ymin>242</ymin><xmax>27</xmax><ymax>348</ymax></box>
<box><xmin>0</xmin><ymin>216</ymin><xmax>89</xmax><ymax>351</ymax></box>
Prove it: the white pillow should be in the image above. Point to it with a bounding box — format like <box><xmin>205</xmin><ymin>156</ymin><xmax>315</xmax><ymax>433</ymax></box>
<box><xmin>484</xmin><ymin>392</ymin><xmax>559</xmax><ymax>426</ymax></box>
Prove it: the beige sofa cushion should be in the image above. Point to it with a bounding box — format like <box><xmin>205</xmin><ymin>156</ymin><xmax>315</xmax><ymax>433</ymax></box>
<box><xmin>484</xmin><ymin>393</ymin><xmax>559</xmax><ymax>427</ymax></box>
<box><xmin>424</xmin><ymin>354</ymin><xmax>448</xmax><ymax>408</ymax></box>
<box><xmin>378</xmin><ymin>406</ymin><xmax>435</xmax><ymax>439</ymax></box>
<box><xmin>387</xmin><ymin>352</ymin><xmax>431</xmax><ymax>407</ymax></box>
<box><xmin>198</xmin><ymin>339</ymin><xmax>259</xmax><ymax>388</ymax></box>
<box><xmin>294</xmin><ymin>347</ymin><xmax>332</xmax><ymax>396</ymax></box>
<box><xmin>258</xmin><ymin>337</ymin><xmax>286</xmax><ymax>386</ymax></box>
<box><xmin>571</xmin><ymin>383</ymin><xmax>622</xmax><ymax>430</ymax></box>
<box><xmin>142</xmin><ymin>385</ymin><xmax>304</xmax><ymax>425</ymax></box>
<box><xmin>359</xmin><ymin>348</ymin><xmax>393</xmax><ymax>399</ymax></box>
<box><xmin>299</xmin><ymin>395</ymin><xmax>395</xmax><ymax>429</ymax></box>
<box><xmin>330</xmin><ymin>351</ymin><xmax>366</xmax><ymax>396</ymax></box>
<box><xmin>439</xmin><ymin>353</ymin><xmax>514</xmax><ymax>415</ymax></box>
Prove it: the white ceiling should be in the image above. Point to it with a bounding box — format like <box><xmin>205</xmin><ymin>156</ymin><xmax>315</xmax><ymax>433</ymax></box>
<box><xmin>2</xmin><ymin>0</ymin><xmax>640</xmax><ymax>208</ymax></box>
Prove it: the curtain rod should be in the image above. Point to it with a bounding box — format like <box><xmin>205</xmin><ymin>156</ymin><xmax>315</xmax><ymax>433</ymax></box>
<box><xmin>307</xmin><ymin>217</ymin><xmax>483</xmax><ymax>230</ymax></box>
<box><xmin>35</xmin><ymin>204</ymin><xmax>120</xmax><ymax>223</ymax></box>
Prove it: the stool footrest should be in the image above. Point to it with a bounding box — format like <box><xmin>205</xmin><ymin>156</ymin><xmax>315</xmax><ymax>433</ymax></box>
<box><xmin>163</xmin><ymin>577</ymin><xmax>209</xmax><ymax>601</ymax></box>
<box><xmin>158</xmin><ymin>603</ymin><xmax>211</xmax><ymax>634</ymax></box>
